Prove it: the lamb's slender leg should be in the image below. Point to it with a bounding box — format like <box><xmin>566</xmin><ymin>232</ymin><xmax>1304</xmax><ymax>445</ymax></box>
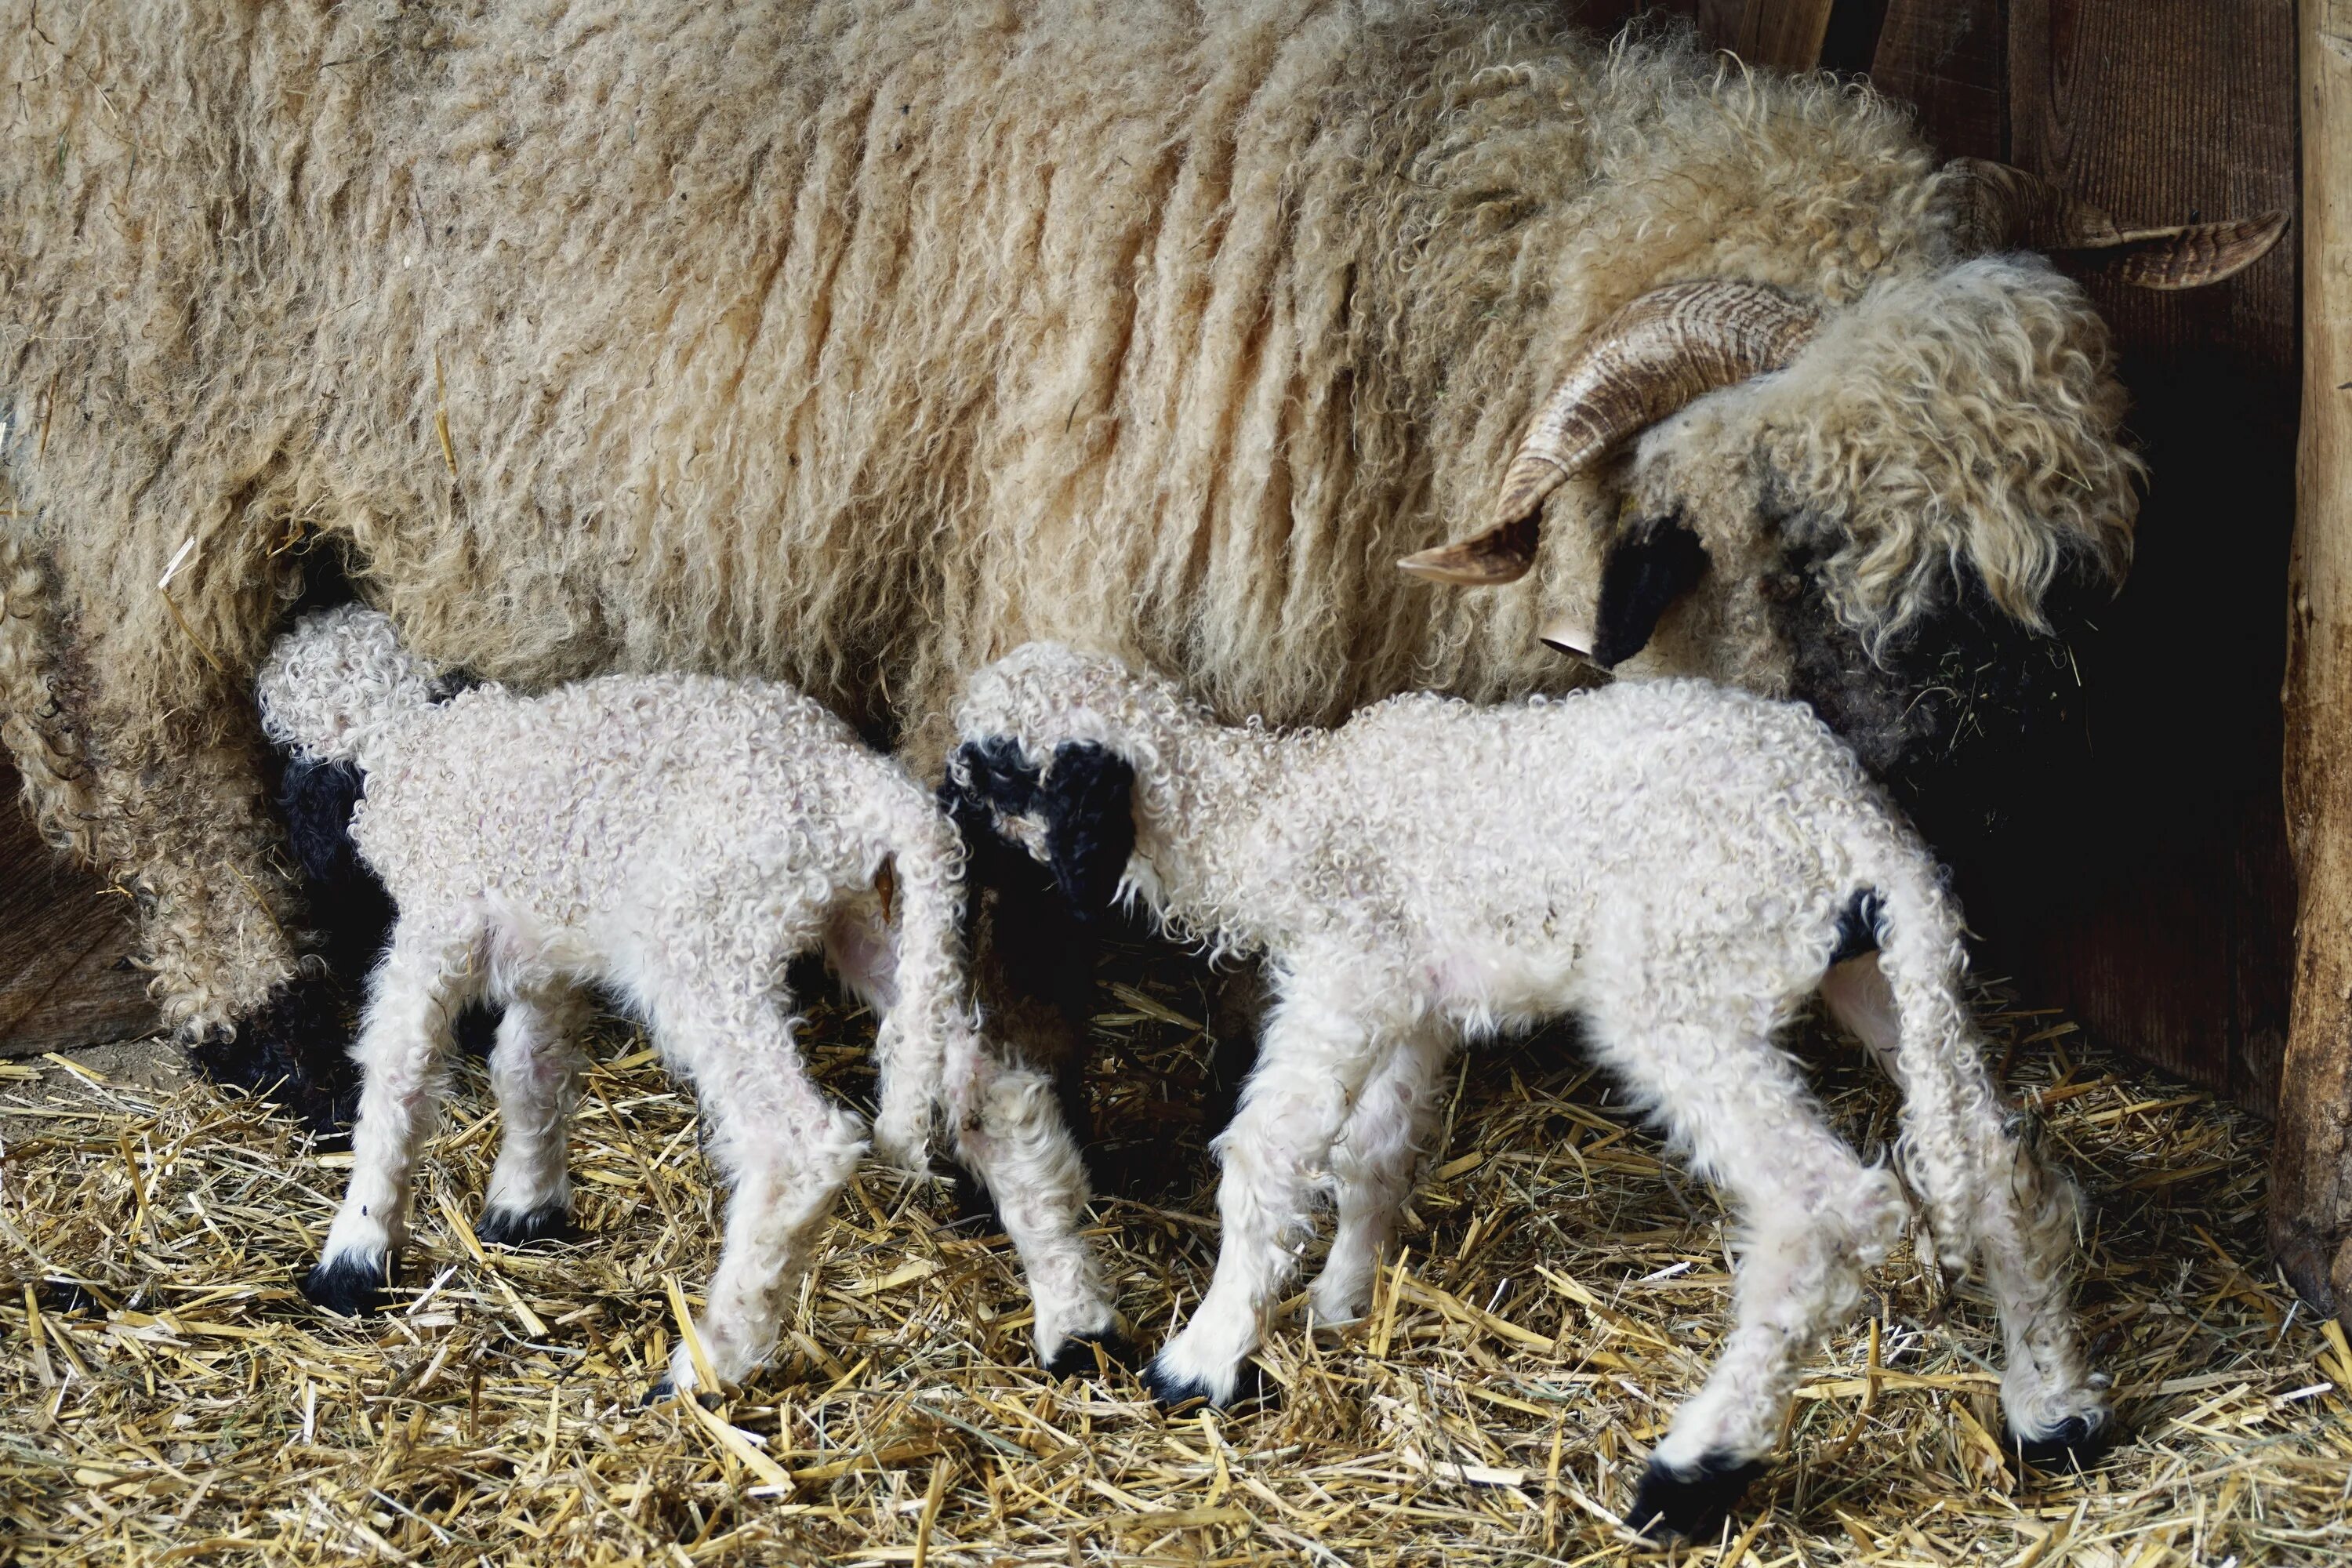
<box><xmin>1308</xmin><ymin>1024</ymin><xmax>1452</xmax><ymax>1326</ymax></box>
<box><xmin>479</xmin><ymin>985</ymin><xmax>592</xmax><ymax>1245</ymax></box>
<box><xmin>1824</xmin><ymin>955</ymin><xmax>2109</xmax><ymax>1459</ymax></box>
<box><xmin>304</xmin><ymin>920</ymin><xmax>481</xmax><ymax>1314</ymax></box>
<box><xmin>1582</xmin><ymin>985</ymin><xmax>1908</xmax><ymax>1541</ymax></box>
<box><xmin>947</xmin><ymin>1052</ymin><xmax>1124</xmax><ymax>1373</ymax></box>
<box><xmin>648</xmin><ymin>980</ymin><xmax>866</xmax><ymax>1394</ymax></box>
<box><xmin>1146</xmin><ymin>971</ymin><xmax>1393</xmax><ymax>1407</ymax></box>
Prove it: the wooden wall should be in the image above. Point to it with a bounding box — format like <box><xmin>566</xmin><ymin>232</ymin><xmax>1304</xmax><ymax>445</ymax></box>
<box><xmin>0</xmin><ymin>767</ymin><xmax>154</xmax><ymax>1057</ymax></box>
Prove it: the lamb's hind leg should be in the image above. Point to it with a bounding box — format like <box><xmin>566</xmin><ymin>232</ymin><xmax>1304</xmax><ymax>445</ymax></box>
<box><xmin>1584</xmin><ymin>990</ymin><xmax>1907</xmax><ymax>1541</ymax></box>
<box><xmin>305</xmin><ymin>920</ymin><xmax>481</xmax><ymax>1315</ymax></box>
<box><xmin>1824</xmin><ymin>956</ymin><xmax>2110</xmax><ymax>1463</ymax></box>
<box><xmin>480</xmin><ymin>985</ymin><xmax>591</xmax><ymax>1246</ymax></box>
<box><xmin>648</xmin><ymin>982</ymin><xmax>865</xmax><ymax>1395</ymax></box>
<box><xmin>1308</xmin><ymin>1024</ymin><xmax>1451</xmax><ymax>1327</ymax></box>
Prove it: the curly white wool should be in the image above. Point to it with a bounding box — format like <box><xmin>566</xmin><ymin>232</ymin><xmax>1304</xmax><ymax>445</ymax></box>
<box><xmin>255</xmin><ymin>607</ymin><xmax>1108</xmax><ymax>1390</ymax></box>
<box><xmin>953</xmin><ymin>642</ymin><xmax>2107</xmax><ymax>1491</ymax></box>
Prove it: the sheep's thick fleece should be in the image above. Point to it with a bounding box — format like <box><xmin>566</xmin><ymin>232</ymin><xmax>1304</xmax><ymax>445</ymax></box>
<box><xmin>952</xmin><ymin>644</ymin><xmax>2107</xmax><ymax>1531</ymax></box>
<box><xmin>0</xmin><ymin>0</ymin><xmax>2139</xmax><ymax>1042</ymax></box>
<box><xmin>254</xmin><ymin>607</ymin><xmax>1109</xmax><ymax>1390</ymax></box>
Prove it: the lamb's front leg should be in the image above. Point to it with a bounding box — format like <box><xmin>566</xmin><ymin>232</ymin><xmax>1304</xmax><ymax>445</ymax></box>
<box><xmin>480</xmin><ymin>985</ymin><xmax>591</xmax><ymax>1245</ymax></box>
<box><xmin>305</xmin><ymin>921</ymin><xmax>479</xmax><ymax>1315</ymax></box>
<box><xmin>1308</xmin><ymin>1024</ymin><xmax>1452</xmax><ymax>1327</ymax></box>
<box><xmin>1146</xmin><ymin>978</ymin><xmax>1389</xmax><ymax>1408</ymax></box>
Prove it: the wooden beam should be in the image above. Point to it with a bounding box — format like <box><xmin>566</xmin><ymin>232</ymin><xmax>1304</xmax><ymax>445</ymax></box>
<box><xmin>2278</xmin><ymin>0</ymin><xmax>2352</xmax><ymax>1323</ymax></box>
<box><xmin>0</xmin><ymin>768</ymin><xmax>155</xmax><ymax>1056</ymax></box>
<box><xmin>1697</xmin><ymin>0</ymin><xmax>1839</xmax><ymax>71</ymax></box>
<box><xmin>1869</xmin><ymin>0</ymin><xmax>2005</xmax><ymax>160</ymax></box>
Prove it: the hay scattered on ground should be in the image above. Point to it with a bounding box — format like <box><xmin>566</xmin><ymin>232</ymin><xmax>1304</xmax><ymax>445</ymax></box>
<box><xmin>5</xmin><ymin>941</ymin><xmax>2349</xmax><ymax>1566</ymax></box>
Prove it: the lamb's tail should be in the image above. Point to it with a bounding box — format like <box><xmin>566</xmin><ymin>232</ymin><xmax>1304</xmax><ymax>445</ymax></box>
<box><xmin>866</xmin><ymin>798</ymin><xmax>980</xmax><ymax>1171</ymax></box>
<box><xmin>1864</xmin><ymin>837</ymin><xmax>2076</xmax><ymax>1279</ymax></box>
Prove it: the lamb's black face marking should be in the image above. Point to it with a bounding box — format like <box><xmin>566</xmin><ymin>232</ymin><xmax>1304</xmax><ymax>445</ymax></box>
<box><xmin>1592</xmin><ymin>514</ymin><xmax>1711</xmax><ymax>669</ymax></box>
<box><xmin>946</xmin><ymin>738</ymin><xmax>1136</xmax><ymax>920</ymax></box>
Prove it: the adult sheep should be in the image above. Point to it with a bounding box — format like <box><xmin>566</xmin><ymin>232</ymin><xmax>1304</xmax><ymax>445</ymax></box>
<box><xmin>0</xmin><ymin>1</ymin><xmax>2278</xmax><ymax>1105</ymax></box>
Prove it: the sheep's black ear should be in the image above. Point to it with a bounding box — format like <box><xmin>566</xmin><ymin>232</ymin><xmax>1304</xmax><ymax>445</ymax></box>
<box><xmin>1592</xmin><ymin>517</ymin><xmax>1708</xmax><ymax>669</ymax></box>
<box><xmin>1039</xmin><ymin>742</ymin><xmax>1135</xmax><ymax>920</ymax></box>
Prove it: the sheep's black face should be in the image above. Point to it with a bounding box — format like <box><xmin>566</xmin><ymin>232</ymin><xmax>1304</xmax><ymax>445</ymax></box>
<box><xmin>1766</xmin><ymin>537</ymin><xmax>2099</xmax><ymax>857</ymax></box>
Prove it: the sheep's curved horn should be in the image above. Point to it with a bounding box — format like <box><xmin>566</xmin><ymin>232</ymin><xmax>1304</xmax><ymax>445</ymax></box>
<box><xmin>1397</xmin><ymin>281</ymin><xmax>1821</xmax><ymax>586</ymax></box>
<box><xmin>1945</xmin><ymin>157</ymin><xmax>2288</xmax><ymax>290</ymax></box>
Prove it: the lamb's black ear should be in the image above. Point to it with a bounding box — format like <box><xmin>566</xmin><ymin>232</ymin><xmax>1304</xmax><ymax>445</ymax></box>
<box><xmin>1592</xmin><ymin>517</ymin><xmax>1709</xmax><ymax>669</ymax></box>
<box><xmin>946</xmin><ymin>736</ymin><xmax>1041</xmax><ymax>817</ymax></box>
<box><xmin>1039</xmin><ymin>742</ymin><xmax>1135</xmax><ymax>920</ymax></box>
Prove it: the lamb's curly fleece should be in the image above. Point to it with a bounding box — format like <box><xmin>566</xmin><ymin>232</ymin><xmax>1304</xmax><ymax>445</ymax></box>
<box><xmin>953</xmin><ymin>643</ymin><xmax>2107</xmax><ymax>1498</ymax></box>
<box><xmin>0</xmin><ymin>1</ymin><xmax>2139</xmax><ymax>1040</ymax></box>
<box><xmin>255</xmin><ymin>607</ymin><xmax>1109</xmax><ymax>1390</ymax></box>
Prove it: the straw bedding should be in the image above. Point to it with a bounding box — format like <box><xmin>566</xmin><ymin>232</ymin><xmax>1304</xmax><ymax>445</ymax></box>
<box><xmin>4</xmin><ymin>939</ymin><xmax>2347</xmax><ymax>1566</ymax></box>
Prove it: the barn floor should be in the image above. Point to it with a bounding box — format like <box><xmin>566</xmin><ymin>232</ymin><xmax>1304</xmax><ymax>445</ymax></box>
<box><xmin>3</xmin><ymin>944</ymin><xmax>2347</xmax><ymax>1566</ymax></box>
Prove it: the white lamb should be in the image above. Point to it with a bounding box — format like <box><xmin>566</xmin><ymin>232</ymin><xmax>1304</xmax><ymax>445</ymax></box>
<box><xmin>255</xmin><ymin>607</ymin><xmax>1112</xmax><ymax>1395</ymax></box>
<box><xmin>948</xmin><ymin>641</ymin><xmax>2110</xmax><ymax>1540</ymax></box>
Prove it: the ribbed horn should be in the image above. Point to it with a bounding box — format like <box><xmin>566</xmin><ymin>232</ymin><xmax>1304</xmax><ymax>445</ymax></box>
<box><xmin>1398</xmin><ymin>281</ymin><xmax>1821</xmax><ymax>586</ymax></box>
<box><xmin>1945</xmin><ymin>157</ymin><xmax>2288</xmax><ymax>291</ymax></box>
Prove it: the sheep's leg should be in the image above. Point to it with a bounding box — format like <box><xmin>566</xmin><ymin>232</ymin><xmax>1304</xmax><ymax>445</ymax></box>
<box><xmin>1584</xmin><ymin>991</ymin><xmax>1907</xmax><ymax>1541</ymax></box>
<box><xmin>305</xmin><ymin>921</ymin><xmax>481</xmax><ymax>1316</ymax></box>
<box><xmin>651</xmin><ymin>985</ymin><xmax>866</xmax><ymax>1395</ymax></box>
<box><xmin>948</xmin><ymin>1054</ymin><xmax>1124</xmax><ymax>1374</ymax></box>
<box><xmin>1146</xmin><ymin>978</ymin><xmax>1389</xmax><ymax>1408</ymax></box>
<box><xmin>480</xmin><ymin>985</ymin><xmax>591</xmax><ymax>1246</ymax></box>
<box><xmin>1825</xmin><ymin>954</ymin><xmax>2108</xmax><ymax>1458</ymax></box>
<box><xmin>1308</xmin><ymin>1024</ymin><xmax>1451</xmax><ymax>1326</ymax></box>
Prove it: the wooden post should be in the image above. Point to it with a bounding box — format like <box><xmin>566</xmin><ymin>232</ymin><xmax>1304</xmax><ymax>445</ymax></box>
<box><xmin>2278</xmin><ymin>0</ymin><xmax>2352</xmax><ymax>1323</ymax></box>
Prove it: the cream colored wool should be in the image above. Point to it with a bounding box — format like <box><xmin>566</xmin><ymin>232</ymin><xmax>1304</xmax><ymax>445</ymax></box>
<box><xmin>0</xmin><ymin>1</ymin><xmax>2137</xmax><ymax>1034</ymax></box>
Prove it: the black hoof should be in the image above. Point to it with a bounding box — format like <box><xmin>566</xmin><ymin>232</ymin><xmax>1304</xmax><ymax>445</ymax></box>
<box><xmin>35</xmin><ymin>1278</ymin><xmax>103</xmax><ymax>1315</ymax></box>
<box><xmin>477</xmin><ymin>1203</ymin><xmax>574</xmax><ymax>1247</ymax></box>
<box><xmin>1626</xmin><ymin>1452</ymin><xmax>1767</xmax><ymax>1541</ymax></box>
<box><xmin>1141</xmin><ymin>1357</ymin><xmax>1278</xmax><ymax>1414</ymax></box>
<box><xmin>1141</xmin><ymin>1359</ymin><xmax>1215</xmax><ymax>1412</ymax></box>
<box><xmin>2009</xmin><ymin>1411</ymin><xmax>2114</xmax><ymax>1472</ymax></box>
<box><xmin>1044</xmin><ymin>1330</ymin><xmax>1136</xmax><ymax>1379</ymax></box>
<box><xmin>642</xmin><ymin>1375</ymin><xmax>675</xmax><ymax>1408</ymax></box>
<box><xmin>302</xmin><ymin>1253</ymin><xmax>389</xmax><ymax>1317</ymax></box>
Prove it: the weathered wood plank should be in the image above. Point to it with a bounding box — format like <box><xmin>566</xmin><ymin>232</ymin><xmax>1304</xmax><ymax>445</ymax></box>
<box><xmin>1697</xmin><ymin>0</ymin><xmax>1840</xmax><ymax>70</ymax></box>
<box><xmin>2276</xmin><ymin>0</ymin><xmax>2352</xmax><ymax>1323</ymax></box>
<box><xmin>0</xmin><ymin>768</ymin><xmax>156</xmax><ymax>1057</ymax></box>
<box><xmin>1869</xmin><ymin>0</ymin><xmax>2005</xmax><ymax>159</ymax></box>
<box><xmin>1989</xmin><ymin>0</ymin><xmax>2299</xmax><ymax>1111</ymax></box>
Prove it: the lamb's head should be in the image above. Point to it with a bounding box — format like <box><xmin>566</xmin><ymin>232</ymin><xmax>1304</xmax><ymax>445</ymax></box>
<box><xmin>256</xmin><ymin>604</ymin><xmax>448</xmax><ymax>770</ymax></box>
<box><xmin>944</xmin><ymin>643</ymin><xmax>1200</xmax><ymax>922</ymax></box>
<box><xmin>1403</xmin><ymin>166</ymin><xmax>2282</xmax><ymax>821</ymax></box>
